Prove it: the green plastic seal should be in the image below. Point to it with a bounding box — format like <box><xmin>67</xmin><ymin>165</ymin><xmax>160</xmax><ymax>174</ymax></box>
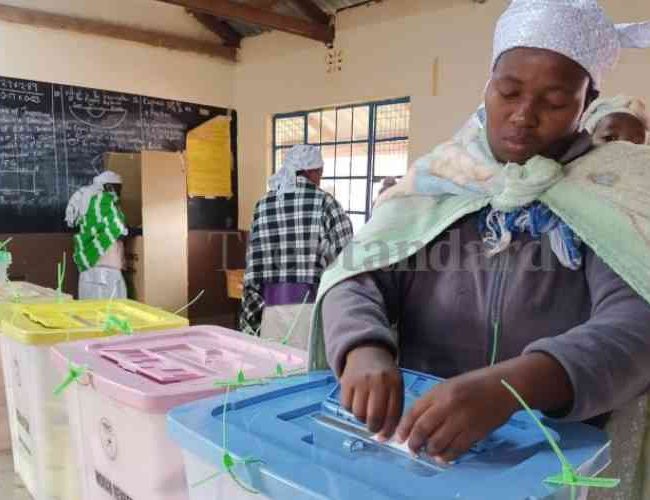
<box><xmin>0</xmin><ymin>250</ymin><xmax>12</xmax><ymax>265</ymax></box>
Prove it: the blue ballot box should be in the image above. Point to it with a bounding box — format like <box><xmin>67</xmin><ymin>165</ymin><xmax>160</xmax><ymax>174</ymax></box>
<box><xmin>168</xmin><ymin>370</ymin><xmax>612</xmax><ymax>500</ymax></box>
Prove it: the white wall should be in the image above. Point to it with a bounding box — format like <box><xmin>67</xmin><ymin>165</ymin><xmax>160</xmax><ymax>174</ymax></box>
<box><xmin>234</xmin><ymin>0</ymin><xmax>650</xmax><ymax>229</ymax></box>
<box><xmin>0</xmin><ymin>1</ymin><xmax>234</xmax><ymax>107</ymax></box>
<box><xmin>0</xmin><ymin>0</ymin><xmax>220</xmax><ymax>42</ymax></box>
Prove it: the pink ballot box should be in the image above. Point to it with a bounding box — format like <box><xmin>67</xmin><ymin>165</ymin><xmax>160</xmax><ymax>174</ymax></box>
<box><xmin>51</xmin><ymin>326</ymin><xmax>306</xmax><ymax>500</ymax></box>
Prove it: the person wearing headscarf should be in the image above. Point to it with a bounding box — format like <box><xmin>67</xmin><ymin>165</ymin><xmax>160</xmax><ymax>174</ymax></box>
<box><xmin>581</xmin><ymin>95</ymin><xmax>649</xmax><ymax>145</ymax></box>
<box><xmin>371</xmin><ymin>177</ymin><xmax>399</xmax><ymax>209</ymax></box>
<box><xmin>241</xmin><ymin>145</ymin><xmax>353</xmax><ymax>348</ymax></box>
<box><xmin>378</xmin><ymin>177</ymin><xmax>397</xmax><ymax>196</ymax></box>
<box><xmin>65</xmin><ymin>171</ymin><xmax>128</xmax><ymax>299</ymax></box>
<box><xmin>312</xmin><ymin>0</ymin><xmax>650</xmax><ymax>489</ymax></box>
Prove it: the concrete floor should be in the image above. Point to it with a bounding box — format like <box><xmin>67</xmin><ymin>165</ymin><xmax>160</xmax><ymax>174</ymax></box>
<box><xmin>0</xmin><ymin>450</ymin><xmax>31</xmax><ymax>500</ymax></box>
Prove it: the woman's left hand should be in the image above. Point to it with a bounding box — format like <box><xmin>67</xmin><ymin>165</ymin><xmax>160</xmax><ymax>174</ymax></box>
<box><xmin>395</xmin><ymin>353</ymin><xmax>573</xmax><ymax>463</ymax></box>
<box><xmin>395</xmin><ymin>367</ymin><xmax>518</xmax><ymax>463</ymax></box>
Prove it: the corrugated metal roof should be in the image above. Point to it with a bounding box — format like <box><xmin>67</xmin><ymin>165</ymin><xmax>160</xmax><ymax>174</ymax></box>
<box><xmin>221</xmin><ymin>0</ymin><xmax>379</xmax><ymax>38</ymax></box>
<box><xmin>225</xmin><ymin>19</ymin><xmax>266</xmax><ymax>37</ymax></box>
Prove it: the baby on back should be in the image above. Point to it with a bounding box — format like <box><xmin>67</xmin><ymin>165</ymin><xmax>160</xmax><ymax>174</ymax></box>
<box><xmin>582</xmin><ymin>95</ymin><xmax>649</xmax><ymax>146</ymax></box>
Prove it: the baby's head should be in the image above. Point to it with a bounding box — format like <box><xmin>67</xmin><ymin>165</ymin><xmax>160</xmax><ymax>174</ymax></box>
<box><xmin>592</xmin><ymin>112</ymin><xmax>647</xmax><ymax>145</ymax></box>
<box><xmin>582</xmin><ymin>96</ymin><xmax>649</xmax><ymax>146</ymax></box>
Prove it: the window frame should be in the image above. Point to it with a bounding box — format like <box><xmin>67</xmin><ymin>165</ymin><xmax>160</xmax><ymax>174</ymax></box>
<box><xmin>272</xmin><ymin>97</ymin><xmax>410</xmax><ymax>225</ymax></box>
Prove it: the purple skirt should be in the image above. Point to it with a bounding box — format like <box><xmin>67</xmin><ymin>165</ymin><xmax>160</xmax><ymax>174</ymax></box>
<box><xmin>263</xmin><ymin>282</ymin><xmax>317</xmax><ymax>307</ymax></box>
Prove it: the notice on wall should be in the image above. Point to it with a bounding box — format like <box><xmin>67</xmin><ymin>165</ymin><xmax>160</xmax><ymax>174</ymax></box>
<box><xmin>186</xmin><ymin>115</ymin><xmax>233</xmax><ymax>198</ymax></box>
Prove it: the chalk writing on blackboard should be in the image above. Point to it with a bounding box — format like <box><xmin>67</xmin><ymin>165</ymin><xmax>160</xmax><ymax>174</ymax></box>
<box><xmin>0</xmin><ymin>75</ymin><xmax>237</xmax><ymax>232</ymax></box>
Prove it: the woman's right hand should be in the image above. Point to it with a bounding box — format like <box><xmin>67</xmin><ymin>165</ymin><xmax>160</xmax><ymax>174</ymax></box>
<box><xmin>340</xmin><ymin>344</ymin><xmax>403</xmax><ymax>440</ymax></box>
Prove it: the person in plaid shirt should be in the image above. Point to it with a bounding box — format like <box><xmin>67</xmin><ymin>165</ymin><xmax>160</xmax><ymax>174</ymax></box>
<box><xmin>240</xmin><ymin>145</ymin><xmax>353</xmax><ymax>348</ymax></box>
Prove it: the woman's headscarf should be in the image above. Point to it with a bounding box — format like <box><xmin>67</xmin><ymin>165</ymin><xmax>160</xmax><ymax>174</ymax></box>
<box><xmin>492</xmin><ymin>0</ymin><xmax>650</xmax><ymax>90</ymax></box>
<box><xmin>65</xmin><ymin>171</ymin><xmax>122</xmax><ymax>228</ymax></box>
<box><xmin>268</xmin><ymin>145</ymin><xmax>324</xmax><ymax>195</ymax></box>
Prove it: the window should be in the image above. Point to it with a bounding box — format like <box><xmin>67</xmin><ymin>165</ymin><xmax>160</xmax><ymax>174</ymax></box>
<box><xmin>273</xmin><ymin>98</ymin><xmax>410</xmax><ymax>232</ymax></box>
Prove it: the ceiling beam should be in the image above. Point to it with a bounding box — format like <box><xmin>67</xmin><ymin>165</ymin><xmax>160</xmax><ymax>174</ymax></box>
<box><xmin>156</xmin><ymin>0</ymin><xmax>334</xmax><ymax>44</ymax></box>
<box><xmin>0</xmin><ymin>4</ymin><xmax>236</xmax><ymax>61</ymax></box>
<box><xmin>289</xmin><ymin>0</ymin><xmax>331</xmax><ymax>26</ymax></box>
<box><xmin>187</xmin><ymin>9</ymin><xmax>242</xmax><ymax>48</ymax></box>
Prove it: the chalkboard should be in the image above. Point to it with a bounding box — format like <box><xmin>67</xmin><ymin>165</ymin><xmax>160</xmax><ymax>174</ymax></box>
<box><xmin>0</xmin><ymin>75</ymin><xmax>237</xmax><ymax>233</ymax></box>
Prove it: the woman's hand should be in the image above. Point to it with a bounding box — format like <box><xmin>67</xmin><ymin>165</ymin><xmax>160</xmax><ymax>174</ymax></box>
<box><xmin>340</xmin><ymin>345</ymin><xmax>403</xmax><ymax>440</ymax></box>
<box><xmin>395</xmin><ymin>353</ymin><xmax>573</xmax><ymax>463</ymax></box>
<box><xmin>395</xmin><ymin>368</ymin><xmax>518</xmax><ymax>463</ymax></box>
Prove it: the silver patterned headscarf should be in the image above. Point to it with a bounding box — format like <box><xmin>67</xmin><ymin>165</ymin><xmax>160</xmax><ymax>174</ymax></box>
<box><xmin>492</xmin><ymin>0</ymin><xmax>650</xmax><ymax>89</ymax></box>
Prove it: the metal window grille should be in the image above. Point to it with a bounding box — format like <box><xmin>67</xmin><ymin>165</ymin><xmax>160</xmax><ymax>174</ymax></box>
<box><xmin>272</xmin><ymin>97</ymin><xmax>410</xmax><ymax>232</ymax></box>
